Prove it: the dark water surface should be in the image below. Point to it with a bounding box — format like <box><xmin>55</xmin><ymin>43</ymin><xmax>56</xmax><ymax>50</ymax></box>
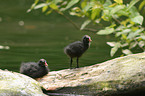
<box><xmin>0</xmin><ymin>0</ymin><xmax>119</xmax><ymax>72</ymax></box>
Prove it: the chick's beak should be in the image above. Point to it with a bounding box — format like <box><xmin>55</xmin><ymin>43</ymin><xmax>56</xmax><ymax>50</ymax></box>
<box><xmin>89</xmin><ymin>38</ymin><xmax>92</xmax><ymax>42</ymax></box>
<box><xmin>45</xmin><ymin>62</ymin><xmax>48</xmax><ymax>66</ymax></box>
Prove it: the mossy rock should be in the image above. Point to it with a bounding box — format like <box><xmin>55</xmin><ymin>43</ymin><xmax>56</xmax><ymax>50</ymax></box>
<box><xmin>0</xmin><ymin>69</ymin><xmax>45</xmax><ymax>96</ymax></box>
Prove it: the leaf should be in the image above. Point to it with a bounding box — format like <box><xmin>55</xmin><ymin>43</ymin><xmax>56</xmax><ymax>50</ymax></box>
<box><xmin>139</xmin><ymin>0</ymin><xmax>145</xmax><ymax>11</ymax></box>
<box><xmin>97</xmin><ymin>27</ymin><xmax>114</xmax><ymax>35</ymax></box>
<box><xmin>42</xmin><ymin>6</ymin><xmax>48</xmax><ymax>12</ymax></box>
<box><xmin>109</xmin><ymin>23</ymin><xmax>116</xmax><ymax>28</ymax></box>
<box><xmin>80</xmin><ymin>20</ymin><xmax>91</xmax><ymax>30</ymax></box>
<box><xmin>116</xmin><ymin>29</ymin><xmax>131</xmax><ymax>37</ymax></box>
<box><xmin>131</xmin><ymin>27</ymin><xmax>138</xmax><ymax>31</ymax></box>
<box><xmin>34</xmin><ymin>0</ymin><xmax>39</xmax><ymax>4</ymax></box>
<box><xmin>116</xmin><ymin>10</ymin><xmax>129</xmax><ymax>16</ymax></box>
<box><xmin>52</xmin><ymin>0</ymin><xmax>62</xmax><ymax>4</ymax></box>
<box><xmin>138</xmin><ymin>41</ymin><xmax>145</xmax><ymax>48</ymax></box>
<box><xmin>116</xmin><ymin>25</ymin><xmax>125</xmax><ymax>31</ymax></box>
<box><xmin>34</xmin><ymin>3</ymin><xmax>49</xmax><ymax>9</ymax></box>
<box><xmin>109</xmin><ymin>3</ymin><xmax>117</xmax><ymax>7</ymax></box>
<box><xmin>49</xmin><ymin>3</ymin><xmax>58</xmax><ymax>10</ymax></box>
<box><xmin>126</xmin><ymin>0</ymin><xmax>139</xmax><ymax>11</ymax></box>
<box><xmin>107</xmin><ymin>42</ymin><xmax>116</xmax><ymax>47</ymax></box>
<box><xmin>46</xmin><ymin>10</ymin><xmax>53</xmax><ymax>15</ymax></box>
<box><xmin>131</xmin><ymin>15</ymin><xmax>144</xmax><ymax>25</ymax></box>
<box><xmin>111</xmin><ymin>47</ymin><xmax>117</xmax><ymax>57</ymax></box>
<box><xmin>122</xmin><ymin>29</ymin><xmax>131</xmax><ymax>33</ymax></box>
<box><xmin>127</xmin><ymin>33</ymin><xmax>135</xmax><ymax>40</ymax></box>
<box><xmin>114</xmin><ymin>0</ymin><xmax>123</xmax><ymax>4</ymax></box>
<box><xmin>110</xmin><ymin>42</ymin><xmax>121</xmax><ymax>57</ymax></box>
<box><xmin>27</xmin><ymin>0</ymin><xmax>40</xmax><ymax>12</ymax></box>
<box><xmin>91</xmin><ymin>8</ymin><xmax>101</xmax><ymax>20</ymax></box>
<box><xmin>127</xmin><ymin>28</ymin><xmax>144</xmax><ymax>39</ymax></box>
<box><xmin>122</xmin><ymin>49</ymin><xmax>132</xmax><ymax>55</ymax></box>
<box><xmin>110</xmin><ymin>5</ymin><xmax>125</xmax><ymax>15</ymax></box>
<box><xmin>129</xmin><ymin>42</ymin><xmax>137</xmax><ymax>49</ymax></box>
<box><xmin>103</xmin><ymin>0</ymin><xmax>112</xmax><ymax>7</ymax></box>
<box><xmin>33</xmin><ymin>0</ymin><xmax>40</xmax><ymax>9</ymax></box>
<box><xmin>122</xmin><ymin>34</ymin><xmax>127</xmax><ymax>40</ymax></box>
<box><xmin>140</xmin><ymin>36</ymin><xmax>145</xmax><ymax>40</ymax></box>
<box><xmin>61</xmin><ymin>0</ymin><xmax>79</xmax><ymax>11</ymax></box>
<box><xmin>83</xmin><ymin>2</ymin><xmax>93</xmax><ymax>12</ymax></box>
<box><xmin>121</xmin><ymin>43</ymin><xmax>128</xmax><ymax>47</ymax></box>
<box><xmin>101</xmin><ymin>10</ymin><xmax>110</xmax><ymax>21</ymax></box>
<box><xmin>129</xmin><ymin>6</ymin><xmax>140</xmax><ymax>18</ymax></box>
<box><xmin>81</xmin><ymin>0</ymin><xmax>87</xmax><ymax>9</ymax></box>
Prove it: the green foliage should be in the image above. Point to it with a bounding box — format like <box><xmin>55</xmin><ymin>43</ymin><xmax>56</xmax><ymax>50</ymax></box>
<box><xmin>28</xmin><ymin>0</ymin><xmax>145</xmax><ymax>57</ymax></box>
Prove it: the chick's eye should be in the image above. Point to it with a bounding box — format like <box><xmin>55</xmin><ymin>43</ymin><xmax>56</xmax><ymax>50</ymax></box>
<box><xmin>40</xmin><ymin>61</ymin><xmax>42</xmax><ymax>63</ymax></box>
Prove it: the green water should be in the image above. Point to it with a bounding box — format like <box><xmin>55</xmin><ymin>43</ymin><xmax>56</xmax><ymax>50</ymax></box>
<box><xmin>0</xmin><ymin>0</ymin><xmax>119</xmax><ymax>72</ymax></box>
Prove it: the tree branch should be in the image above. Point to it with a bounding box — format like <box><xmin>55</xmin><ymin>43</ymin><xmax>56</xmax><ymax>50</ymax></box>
<box><xmin>55</xmin><ymin>10</ymin><xmax>98</xmax><ymax>33</ymax></box>
<box><xmin>55</xmin><ymin>10</ymin><xmax>80</xmax><ymax>30</ymax></box>
<box><xmin>112</xmin><ymin>16</ymin><xmax>121</xmax><ymax>25</ymax></box>
<box><xmin>82</xmin><ymin>28</ymin><xmax>98</xmax><ymax>32</ymax></box>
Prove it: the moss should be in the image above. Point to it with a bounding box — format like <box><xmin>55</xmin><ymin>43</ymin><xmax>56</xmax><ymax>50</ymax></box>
<box><xmin>88</xmin><ymin>81</ymin><xmax>119</xmax><ymax>91</ymax></box>
<box><xmin>0</xmin><ymin>89</ymin><xmax>28</xmax><ymax>96</ymax></box>
<box><xmin>0</xmin><ymin>70</ymin><xmax>45</xmax><ymax>96</ymax></box>
<box><xmin>86</xmin><ymin>79</ymin><xmax>145</xmax><ymax>95</ymax></box>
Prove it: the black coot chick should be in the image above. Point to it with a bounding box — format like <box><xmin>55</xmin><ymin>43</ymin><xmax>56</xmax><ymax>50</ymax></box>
<box><xmin>20</xmin><ymin>59</ymin><xmax>49</xmax><ymax>79</ymax></box>
<box><xmin>64</xmin><ymin>35</ymin><xmax>92</xmax><ymax>68</ymax></box>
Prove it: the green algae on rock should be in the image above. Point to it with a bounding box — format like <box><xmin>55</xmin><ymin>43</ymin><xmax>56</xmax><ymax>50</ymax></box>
<box><xmin>0</xmin><ymin>69</ymin><xmax>45</xmax><ymax>96</ymax></box>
